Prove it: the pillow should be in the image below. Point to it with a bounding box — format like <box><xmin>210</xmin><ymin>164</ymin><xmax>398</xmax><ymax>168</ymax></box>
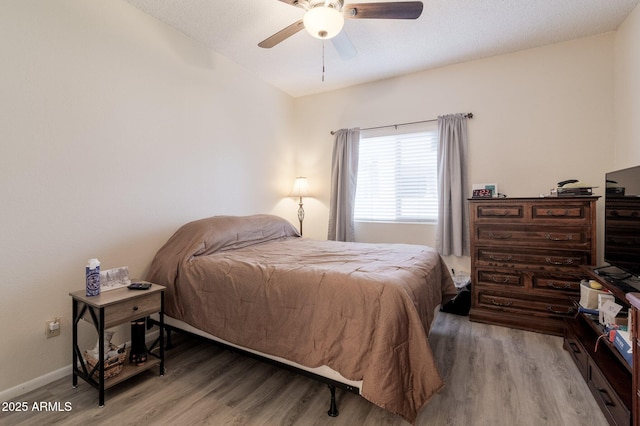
<box><xmin>170</xmin><ymin>214</ymin><xmax>299</xmax><ymax>258</ymax></box>
<box><xmin>147</xmin><ymin>214</ymin><xmax>300</xmax><ymax>288</ymax></box>
<box><xmin>193</xmin><ymin>214</ymin><xmax>300</xmax><ymax>256</ymax></box>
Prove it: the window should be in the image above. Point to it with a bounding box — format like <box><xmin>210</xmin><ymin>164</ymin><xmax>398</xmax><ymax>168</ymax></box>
<box><xmin>354</xmin><ymin>125</ymin><xmax>438</xmax><ymax>223</ymax></box>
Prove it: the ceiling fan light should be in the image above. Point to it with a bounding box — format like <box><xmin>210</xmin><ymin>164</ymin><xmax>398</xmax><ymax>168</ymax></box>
<box><xmin>303</xmin><ymin>6</ymin><xmax>344</xmax><ymax>40</ymax></box>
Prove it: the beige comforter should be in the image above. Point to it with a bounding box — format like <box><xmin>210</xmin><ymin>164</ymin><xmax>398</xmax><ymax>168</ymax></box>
<box><xmin>147</xmin><ymin>214</ymin><xmax>456</xmax><ymax>423</ymax></box>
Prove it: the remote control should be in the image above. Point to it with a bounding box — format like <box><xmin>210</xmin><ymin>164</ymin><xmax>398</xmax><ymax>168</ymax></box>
<box><xmin>128</xmin><ymin>282</ymin><xmax>151</xmax><ymax>290</ymax></box>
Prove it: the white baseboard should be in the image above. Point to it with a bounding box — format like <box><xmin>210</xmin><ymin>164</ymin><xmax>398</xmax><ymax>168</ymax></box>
<box><xmin>0</xmin><ymin>365</ymin><xmax>72</xmax><ymax>402</ymax></box>
<box><xmin>0</xmin><ymin>329</ymin><xmax>161</xmax><ymax>401</ymax></box>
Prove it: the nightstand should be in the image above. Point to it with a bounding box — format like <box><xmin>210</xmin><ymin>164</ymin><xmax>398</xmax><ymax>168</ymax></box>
<box><xmin>70</xmin><ymin>283</ymin><xmax>165</xmax><ymax>406</ymax></box>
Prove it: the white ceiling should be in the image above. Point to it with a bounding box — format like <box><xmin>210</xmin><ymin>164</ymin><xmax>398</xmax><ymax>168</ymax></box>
<box><xmin>124</xmin><ymin>0</ymin><xmax>639</xmax><ymax>98</ymax></box>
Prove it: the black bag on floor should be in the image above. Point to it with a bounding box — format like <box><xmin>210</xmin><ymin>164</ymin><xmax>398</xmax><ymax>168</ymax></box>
<box><xmin>441</xmin><ymin>286</ymin><xmax>471</xmax><ymax>316</ymax></box>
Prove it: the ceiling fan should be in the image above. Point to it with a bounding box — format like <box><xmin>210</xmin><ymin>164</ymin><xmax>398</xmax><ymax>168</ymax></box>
<box><xmin>259</xmin><ymin>0</ymin><xmax>424</xmax><ymax>55</ymax></box>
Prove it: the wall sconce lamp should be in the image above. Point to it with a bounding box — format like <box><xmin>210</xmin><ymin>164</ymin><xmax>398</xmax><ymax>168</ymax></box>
<box><xmin>289</xmin><ymin>176</ymin><xmax>311</xmax><ymax>236</ymax></box>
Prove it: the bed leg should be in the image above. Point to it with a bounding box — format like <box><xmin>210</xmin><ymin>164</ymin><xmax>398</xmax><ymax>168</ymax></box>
<box><xmin>327</xmin><ymin>384</ymin><xmax>339</xmax><ymax>417</ymax></box>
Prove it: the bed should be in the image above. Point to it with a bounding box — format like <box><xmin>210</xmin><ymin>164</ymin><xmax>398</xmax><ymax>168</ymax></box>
<box><xmin>146</xmin><ymin>214</ymin><xmax>456</xmax><ymax>423</ymax></box>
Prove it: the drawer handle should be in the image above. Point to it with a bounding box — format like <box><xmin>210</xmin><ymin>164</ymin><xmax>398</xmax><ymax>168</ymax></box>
<box><xmin>544</xmin><ymin>233</ymin><xmax>573</xmax><ymax>241</ymax></box>
<box><xmin>547</xmin><ymin>306</ymin><xmax>574</xmax><ymax>315</ymax></box>
<box><xmin>133</xmin><ymin>306</ymin><xmax>139</xmax><ymax>311</ymax></box>
<box><xmin>489</xmin><ymin>298</ymin><xmax>513</xmax><ymax>307</ymax></box>
<box><xmin>488</xmin><ymin>232</ymin><xmax>512</xmax><ymax>240</ymax></box>
<box><xmin>489</xmin><ymin>275</ymin><xmax>511</xmax><ymax>284</ymax></box>
<box><xmin>489</xmin><ymin>255</ymin><xmax>513</xmax><ymax>262</ymax></box>
<box><xmin>545</xmin><ymin>257</ymin><xmax>574</xmax><ymax>265</ymax></box>
<box><xmin>546</xmin><ymin>209</ymin><xmax>570</xmax><ymax>216</ymax></box>
<box><xmin>485</xmin><ymin>210</ymin><xmax>510</xmax><ymax>216</ymax></box>
<box><xmin>568</xmin><ymin>342</ymin><xmax>581</xmax><ymax>354</ymax></box>
<box><xmin>548</xmin><ymin>282</ymin><xmax>571</xmax><ymax>289</ymax></box>
<box><xmin>596</xmin><ymin>387</ymin><xmax>615</xmax><ymax>407</ymax></box>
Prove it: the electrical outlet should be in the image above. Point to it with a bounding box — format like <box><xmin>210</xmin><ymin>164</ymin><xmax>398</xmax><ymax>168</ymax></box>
<box><xmin>45</xmin><ymin>319</ymin><xmax>60</xmax><ymax>338</ymax></box>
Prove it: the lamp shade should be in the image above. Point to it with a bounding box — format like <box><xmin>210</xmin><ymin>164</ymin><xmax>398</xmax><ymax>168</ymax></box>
<box><xmin>303</xmin><ymin>6</ymin><xmax>345</xmax><ymax>40</ymax></box>
<box><xmin>290</xmin><ymin>177</ymin><xmax>311</xmax><ymax>198</ymax></box>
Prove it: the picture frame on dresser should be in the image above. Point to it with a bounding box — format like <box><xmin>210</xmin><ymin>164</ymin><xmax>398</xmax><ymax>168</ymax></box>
<box><xmin>472</xmin><ymin>183</ymin><xmax>498</xmax><ymax>198</ymax></box>
<box><xmin>99</xmin><ymin>266</ymin><xmax>131</xmax><ymax>291</ymax></box>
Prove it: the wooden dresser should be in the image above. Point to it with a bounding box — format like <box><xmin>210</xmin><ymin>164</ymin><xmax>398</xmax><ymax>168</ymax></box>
<box><xmin>564</xmin><ymin>267</ymin><xmax>633</xmax><ymax>426</ymax></box>
<box><xmin>627</xmin><ymin>292</ymin><xmax>640</xmax><ymax>426</ymax></box>
<box><xmin>468</xmin><ymin>196</ymin><xmax>598</xmax><ymax>335</ymax></box>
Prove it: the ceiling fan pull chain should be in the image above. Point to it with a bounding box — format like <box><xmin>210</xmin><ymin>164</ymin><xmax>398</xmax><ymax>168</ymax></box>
<box><xmin>322</xmin><ymin>40</ymin><xmax>325</xmax><ymax>82</ymax></box>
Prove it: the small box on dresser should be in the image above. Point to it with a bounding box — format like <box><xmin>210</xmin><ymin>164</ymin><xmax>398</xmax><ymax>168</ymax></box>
<box><xmin>468</xmin><ymin>196</ymin><xmax>599</xmax><ymax>336</ymax></box>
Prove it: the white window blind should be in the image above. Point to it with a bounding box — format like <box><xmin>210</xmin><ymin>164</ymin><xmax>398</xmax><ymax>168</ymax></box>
<box><xmin>354</xmin><ymin>126</ymin><xmax>438</xmax><ymax>222</ymax></box>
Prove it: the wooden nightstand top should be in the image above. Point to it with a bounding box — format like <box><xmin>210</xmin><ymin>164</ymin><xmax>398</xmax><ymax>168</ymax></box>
<box><xmin>69</xmin><ymin>283</ymin><xmax>164</xmax><ymax>308</ymax></box>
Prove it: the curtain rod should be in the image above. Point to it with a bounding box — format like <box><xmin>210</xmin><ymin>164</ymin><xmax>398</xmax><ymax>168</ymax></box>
<box><xmin>329</xmin><ymin>113</ymin><xmax>473</xmax><ymax>135</ymax></box>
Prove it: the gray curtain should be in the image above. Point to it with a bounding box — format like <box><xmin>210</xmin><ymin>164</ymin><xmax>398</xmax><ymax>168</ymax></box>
<box><xmin>436</xmin><ymin>114</ymin><xmax>470</xmax><ymax>256</ymax></box>
<box><xmin>328</xmin><ymin>128</ymin><xmax>360</xmax><ymax>241</ymax></box>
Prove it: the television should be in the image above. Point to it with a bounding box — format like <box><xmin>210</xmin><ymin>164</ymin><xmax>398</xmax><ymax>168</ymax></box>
<box><xmin>604</xmin><ymin>165</ymin><xmax>640</xmax><ymax>278</ymax></box>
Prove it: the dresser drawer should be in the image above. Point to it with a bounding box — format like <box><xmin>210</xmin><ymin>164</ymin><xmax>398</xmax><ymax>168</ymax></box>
<box><xmin>102</xmin><ymin>292</ymin><xmax>161</xmax><ymax>328</ymax></box>
<box><xmin>564</xmin><ymin>322</ymin><xmax>588</xmax><ymax>380</ymax></box>
<box><xmin>530</xmin><ymin>202</ymin><xmax>592</xmax><ymax>223</ymax></box>
<box><xmin>477</xmin><ymin>269</ymin><xmax>523</xmax><ymax>287</ymax></box>
<box><xmin>474</xmin><ymin>204</ymin><xmax>524</xmax><ymax>221</ymax></box>
<box><xmin>477</xmin><ymin>290</ymin><xmax>575</xmax><ymax>317</ymax></box>
<box><xmin>476</xmin><ymin>269</ymin><xmax>581</xmax><ymax>294</ymax></box>
<box><xmin>532</xmin><ymin>274</ymin><xmax>580</xmax><ymax>292</ymax></box>
<box><xmin>476</xmin><ymin>248</ymin><xmax>591</xmax><ymax>271</ymax></box>
<box><xmin>588</xmin><ymin>359</ymin><xmax>630</xmax><ymax>426</ymax></box>
<box><xmin>474</xmin><ymin>225</ymin><xmax>591</xmax><ymax>249</ymax></box>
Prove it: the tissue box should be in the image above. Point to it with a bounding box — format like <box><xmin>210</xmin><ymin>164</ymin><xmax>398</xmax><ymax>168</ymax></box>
<box><xmin>580</xmin><ymin>280</ymin><xmax>608</xmax><ymax>309</ymax></box>
<box><xmin>613</xmin><ymin>330</ymin><xmax>633</xmax><ymax>366</ymax></box>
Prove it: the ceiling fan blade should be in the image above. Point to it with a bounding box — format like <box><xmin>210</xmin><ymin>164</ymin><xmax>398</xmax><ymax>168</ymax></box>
<box><xmin>343</xmin><ymin>2</ymin><xmax>423</xmax><ymax>19</ymax></box>
<box><xmin>332</xmin><ymin>30</ymin><xmax>357</xmax><ymax>60</ymax></box>
<box><xmin>258</xmin><ymin>20</ymin><xmax>305</xmax><ymax>48</ymax></box>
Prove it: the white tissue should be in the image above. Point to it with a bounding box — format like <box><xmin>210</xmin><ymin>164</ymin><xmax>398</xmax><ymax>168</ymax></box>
<box><xmin>106</xmin><ymin>350</ymin><xmax>119</xmax><ymax>360</ymax></box>
<box><xmin>87</xmin><ymin>258</ymin><xmax>100</xmax><ymax>269</ymax></box>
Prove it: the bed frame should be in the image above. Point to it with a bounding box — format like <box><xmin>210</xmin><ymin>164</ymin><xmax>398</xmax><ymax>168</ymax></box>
<box><xmin>147</xmin><ymin>317</ymin><xmax>360</xmax><ymax>417</ymax></box>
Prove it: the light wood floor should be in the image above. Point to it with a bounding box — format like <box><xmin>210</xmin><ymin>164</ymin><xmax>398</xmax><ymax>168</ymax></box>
<box><xmin>2</xmin><ymin>313</ymin><xmax>609</xmax><ymax>425</ymax></box>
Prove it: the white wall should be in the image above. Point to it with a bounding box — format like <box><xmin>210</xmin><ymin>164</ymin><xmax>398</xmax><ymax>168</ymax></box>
<box><xmin>615</xmin><ymin>4</ymin><xmax>640</xmax><ymax>167</ymax></box>
<box><xmin>0</xmin><ymin>0</ymin><xmax>297</xmax><ymax>393</ymax></box>
<box><xmin>293</xmin><ymin>33</ymin><xmax>616</xmax><ymax>274</ymax></box>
